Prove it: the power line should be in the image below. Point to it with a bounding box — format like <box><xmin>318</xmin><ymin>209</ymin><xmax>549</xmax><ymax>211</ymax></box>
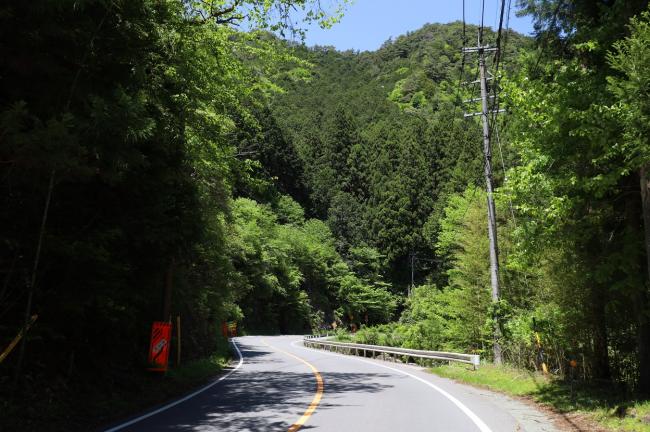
<box><xmin>458</xmin><ymin>171</ymin><xmax>486</xmax><ymax>223</ymax></box>
<box><xmin>493</xmin><ymin>118</ymin><xmax>534</xmax><ymax>297</ymax></box>
<box><xmin>504</xmin><ymin>0</ymin><xmax>513</xmax><ymax>51</ymax></box>
<box><xmin>490</xmin><ymin>0</ymin><xmax>510</xmax><ymax>118</ymax></box>
<box><xmin>494</xmin><ymin>0</ymin><xmax>508</xmax><ymax>68</ymax></box>
<box><xmin>463</xmin><ymin>0</ymin><xmax>467</xmax><ymax>46</ymax></box>
<box><xmin>439</xmin><ymin>0</ymin><xmax>469</xmax><ymax>149</ymax></box>
<box><xmin>488</xmin><ymin>0</ymin><xmax>512</xmax><ymax>172</ymax></box>
<box><xmin>488</xmin><ymin>0</ymin><xmax>535</xmax><ymax>300</ymax></box>
<box><xmin>477</xmin><ymin>0</ymin><xmax>487</xmax><ymax>62</ymax></box>
<box><xmin>489</xmin><ymin>0</ymin><xmax>515</xmax><ymax>213</ymax></box>
<box><xmin>532</xmin><ymin>0</ymin><xmax>565</xmax><ymax>72</ymax></box>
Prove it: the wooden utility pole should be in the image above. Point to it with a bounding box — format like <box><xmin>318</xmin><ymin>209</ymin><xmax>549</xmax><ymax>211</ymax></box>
<box><xmin>408</xmin><ymin>254</ymin><xmax>436</xmax><ymax>298</ymax></box>
<box><xmin>479</xmin><ymin>49</ymin><xmax>503</xmax><ymax>365</ymax></box>
<box><xmin>409</xmin><ymin>252</ymin><xmax>415</xmax><ymax>297</ymax></box>
<box><xmin>463</xmin><ymin>42</ymin><xmax>504</xmax><ymax>365</ymax></box>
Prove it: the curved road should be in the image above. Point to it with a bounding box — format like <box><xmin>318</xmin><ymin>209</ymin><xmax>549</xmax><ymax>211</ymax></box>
<box><xmin>103</xmin><ymin>335</ymin><xmax>558</xmax><ymax>432</ymax></box>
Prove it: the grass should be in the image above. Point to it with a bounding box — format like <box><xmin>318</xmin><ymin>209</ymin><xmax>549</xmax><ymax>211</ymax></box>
<box><xmin>96</xmin><ymin>351</ymin><xmax>231</xmax><ymax>430</ymax></box>
<box><xmin>431</xmin><ymin>363</ymin><xmax>650</xmax><ymax>432</ymax></box>
<box><xmin>1</xmin><ymin>349</ymin><xmax>231</xmax><ymax>432</ymax></box>
<box><xmin>166</xmin><ymin>353</ymin><xmax>230</xmax><ymax>383</ymax></box>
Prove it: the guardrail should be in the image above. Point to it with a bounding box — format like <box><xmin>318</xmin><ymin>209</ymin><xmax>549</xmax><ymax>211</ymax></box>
<box><xmin>304</xmin><ymin>333</ymin><xmax>333</xmax><ymax>340</ymax></box>
<box><xmin>303</xmin><ymin>336</ymin><xmax>480</xmax><ymax>370</ymax></box>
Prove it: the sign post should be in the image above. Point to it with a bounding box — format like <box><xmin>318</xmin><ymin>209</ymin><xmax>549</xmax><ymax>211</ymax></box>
<box><xmin>148</xmin><ymin>321</ymin><xmax>172</xmax><ymax>372</ymax></box>
<box><xmin>176</xmin><ymin>315</ymin><xmax>181</xmax><ymax>367</ymax></box>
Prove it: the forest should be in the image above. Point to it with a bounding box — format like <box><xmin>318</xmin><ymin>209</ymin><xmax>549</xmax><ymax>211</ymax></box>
<box><xmin>2</xmin><ymin>0</ymin><xmax>650</xmax><ymax>430</ymax></box>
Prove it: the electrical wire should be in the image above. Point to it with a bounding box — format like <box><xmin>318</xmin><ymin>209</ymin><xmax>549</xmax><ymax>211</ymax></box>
<box><xmin>478</xmin><ymin>0</ymin><xmax>485</xmax><ymax>46</ymax></box>
<box><xmin>489</xmin><ymin>0</ymin><xmax>512</xmax><ymax>148</ymax></box>
<box><xmin>532</xmin><ymin>0</ymin><xmax>565</xmax><ymax>73</ymax></box>
<box><xmin>491</xmin><ymin>0</ymin><xmax>534</xmax><ymax>295</ymax></box>
<box><xmin>463</xmin><ymin>0</ymin><xmax>467</xmax><ymax>46</ymax></box>
<box><xmin>444</xmin><ymin>0</ymin><xmax>469</xmax><ymax>140</ymax></box>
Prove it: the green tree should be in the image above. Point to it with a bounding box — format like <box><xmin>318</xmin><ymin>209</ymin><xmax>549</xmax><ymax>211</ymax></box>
<box><xmin>607</xmin><ymin>7</ymin><xmax>650</xmax><ymax>392</ymax></box>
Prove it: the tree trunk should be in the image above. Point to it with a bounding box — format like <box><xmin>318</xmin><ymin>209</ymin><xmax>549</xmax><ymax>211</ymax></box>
<box><xmin>585</xmin><ymin>229</ymin><xmax>611</xmax><ymax>381</ymax></box>
<box><xmin>13</xmin><ymin>170</ymin><xmax>55</xmax><ymax>393</ymax></box>
<box><xmin>639</xmin><ymin>165</ymin><xmax>650</xmax><ymax>393</ymax></box>
<box><xmin>591</xmin><ymin>293</ymin><xmax>611</xmax><ymax>381</ymax></box>
<box><xmin>641</xmin><ymin>166</ymin><xmax>650</xmax><ymax>287</ymax></box>
<box><xmin>637</xmin><ymin>306</ymin><xmax>650</xmax><ymax>393</ymax></box>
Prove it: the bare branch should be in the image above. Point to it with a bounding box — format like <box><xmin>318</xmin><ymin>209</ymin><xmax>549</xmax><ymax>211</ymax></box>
<box><xmin>189</xmin><ymin>0</ymin><xmax>246</xmax><ymax>25</ymax></box>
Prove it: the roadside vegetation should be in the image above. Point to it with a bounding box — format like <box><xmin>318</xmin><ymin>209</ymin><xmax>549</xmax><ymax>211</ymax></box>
<box><xmin>3</xmin><ymin>0</ymin><xmax>650</xmax><ymax>431</ymax></box>
<box><xmin>320</xmin><ymin>1</ymin><xmax>650</xmax><ymax>423</ymax></box>
<box><xmin>432</xmin><ymin>363</ymin><xmax>650</xmax><ymax>432</ymax></box>
<box><xmin>2</xmin><ymin>336</ymin><xmax>231</xmax><ymax>432</ymax></box>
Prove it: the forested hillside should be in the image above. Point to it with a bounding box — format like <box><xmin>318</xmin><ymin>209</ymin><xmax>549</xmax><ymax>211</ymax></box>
<box><xmin>270</xmin><ymin>23</ymin><xmax>529</xmax><ymax>288</ymax></box>
<box><xmin>304</xmin><ymin>0</ymin><xmax>650</xmax><ymax>400</ymax></box>
<box><xmin>0</xmin><ymin>1</ymin><xmax>376</xmax><ymax>429</ymax></box>
<box><xmin>4</xmin><ymin>0</ymin><xmax>650</xmax><ymax>430</ymax></box>
<box><xmin>258</xmin><ymin>0</ymin><xmax>650</xmax><ymax>401</ymax></box>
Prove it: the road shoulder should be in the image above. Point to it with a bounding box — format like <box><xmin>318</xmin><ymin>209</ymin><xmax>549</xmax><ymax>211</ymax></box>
<box><xmin>429</xmin><ymin>366</ymin><xmax>606</xmax><ymax>432</ymax></box>
<box><xmin>296</xmin><ymin>339</ymin><xmax>572</xmax><ymax>432</ymax></box>
<box><xmin>428</xmin><ymin>374</ymin><xmax>574</xmax><ymax>432</ymax></box>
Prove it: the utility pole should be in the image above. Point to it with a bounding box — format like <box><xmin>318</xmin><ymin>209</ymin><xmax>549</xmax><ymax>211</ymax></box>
<box><xmin>462</xmin><ymin>41</ymin><xmax>504</xmax><ymax>365</ymax></box>
<box><xmin>408</xmin><ymin>254</ymin><xmax>436</xmax><ymax>298</ymax></box>
<box><xmin>409</xmin><ymin>252</ymin><xmax>415</xmax><ymax>297</ymax></box>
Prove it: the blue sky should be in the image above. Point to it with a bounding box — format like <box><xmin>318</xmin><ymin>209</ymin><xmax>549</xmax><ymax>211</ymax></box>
<box><xmin>292</xmin><ymin>0</ymin><xmax>534</xmax><ymax>52</ymax></box>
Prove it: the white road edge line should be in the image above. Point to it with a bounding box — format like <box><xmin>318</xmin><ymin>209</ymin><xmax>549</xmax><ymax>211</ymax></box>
<box><xmin>292</xmin><ymin>339</ymin><xmax>493</xmax><ymax>432</ymax></box>
<box><xmin>103</xmin><ymin>339</ymin><xmax>244</xmax><ymax>432</ymax></box>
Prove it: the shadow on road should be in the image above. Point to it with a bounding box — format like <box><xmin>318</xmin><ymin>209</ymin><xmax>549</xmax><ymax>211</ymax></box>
<box><xmin>121</xmin><ymin>339</ymin><xmax>395</xmax><ymax>431</ymax></box>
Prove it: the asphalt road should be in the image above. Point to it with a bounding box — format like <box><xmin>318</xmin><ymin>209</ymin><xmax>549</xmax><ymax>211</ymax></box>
<box><xmin>103</xmin><ymin>335</ymin><xmax>558</xmax><ymax>432</ymax></box>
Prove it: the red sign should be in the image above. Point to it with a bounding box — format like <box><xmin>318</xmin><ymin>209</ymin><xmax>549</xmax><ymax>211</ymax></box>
<box><xmin>221</xmin><ymin>321</ymin><xmax>237</xmax><ymax>338</ymax></box>
<box><xmin>148</xmin><ymin>321</ymin><xmax>172</xmax><ymax>371</ymax></box>
<box><xmin>221</xmin><ymin>322</ymin><xmax>229</xmax><ymax>338</ymax></box>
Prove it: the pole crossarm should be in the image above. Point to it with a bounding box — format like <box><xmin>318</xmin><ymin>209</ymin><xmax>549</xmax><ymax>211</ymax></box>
<box><xmin>463</xmin><ymin>78</ymin><xmax>493</xmax><ymax>85</ymax></box>
<box><xmin>464</xmin><ymin>109</ymin><xmax>506</xmax><ymax>118</ymax></box>
<box><xmin>464</xmin><ymin>95</ymin><xmax>495</xmax><ymax>103</ymax></box>
<box><xmin>462</xmin><ymin>46</ymin><xmax>499</xmax><ymax>53</ymax></box>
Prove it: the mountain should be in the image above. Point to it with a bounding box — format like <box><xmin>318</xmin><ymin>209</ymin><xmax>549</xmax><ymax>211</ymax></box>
<box><xmin>261</xmin><ymin>22</ymin><xmax>531</xmax><ymax>287</ymax></box>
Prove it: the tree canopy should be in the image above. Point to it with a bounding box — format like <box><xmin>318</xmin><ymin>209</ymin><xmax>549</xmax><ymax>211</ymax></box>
<box><xmin>4</xmin><ymin>1</ymin><xmax>650</xmax><ymax>430</ymax></box>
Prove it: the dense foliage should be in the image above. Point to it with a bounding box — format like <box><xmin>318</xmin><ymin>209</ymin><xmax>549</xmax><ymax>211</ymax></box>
<box><xmin>0</xmin><ymin>0</ymin><xmax>392</xmax><ymax>430</ymax></box>
<box><xmin>229</xmin><ymin>196</ymin><xmax>396</xmax><ymax>333</ymax></box>
<box><xmin>4</xmin><ymin>0</ymin><xmax>650</xmax><ymax>429</ymax></box>
<box><xmin>271</xmin><ymin>22</ymin><xmax>529</xmax><ymax>285</ymax></box>
<box><xmin>339</xmin><ymin>0</ymin><xmax>650</xmax><ymax>397</ymax></box>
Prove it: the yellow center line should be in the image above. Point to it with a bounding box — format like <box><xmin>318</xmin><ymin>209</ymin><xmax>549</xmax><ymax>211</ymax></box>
<box><xmin>262</xmin><ymin>340</ymin><xmax>324</xmax><ymax>432</ymax></box>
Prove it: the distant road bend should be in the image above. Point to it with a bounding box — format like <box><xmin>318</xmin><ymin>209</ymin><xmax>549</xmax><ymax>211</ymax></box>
<box><xmin>103</xmin><ymin>335</ymin><xmax>554</xmax><ymax>432</ymax></box>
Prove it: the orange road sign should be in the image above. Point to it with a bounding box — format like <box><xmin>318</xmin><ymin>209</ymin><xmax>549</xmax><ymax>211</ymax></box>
<box><xmin>221</xmin><ymin>322</ymin><xmax>228</xmax><ymax>338</ymax></box>
<box><xmin>148</xmin><ymin>321</ymin><xmax>172</xmax><ymax>372</ymax></box>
